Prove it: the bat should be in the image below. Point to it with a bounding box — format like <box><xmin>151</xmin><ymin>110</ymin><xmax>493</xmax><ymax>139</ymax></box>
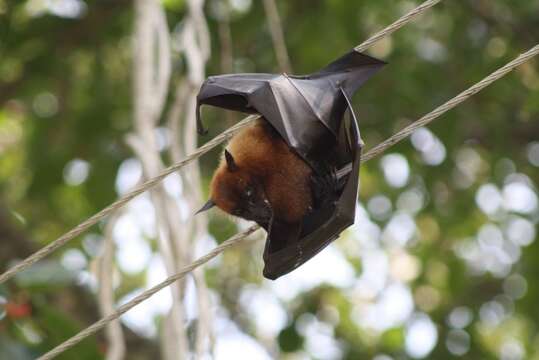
<box><xmin>196</xmin><ymin>50</ymin><xmax>385</xmax><ymax>279</ymax></box>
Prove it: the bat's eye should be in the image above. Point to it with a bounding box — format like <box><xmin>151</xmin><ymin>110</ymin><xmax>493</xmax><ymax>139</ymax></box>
<box><xmin>245</xmin><ymin>186</ymin><xmax>254</xmax><ymax>198</ymax></box>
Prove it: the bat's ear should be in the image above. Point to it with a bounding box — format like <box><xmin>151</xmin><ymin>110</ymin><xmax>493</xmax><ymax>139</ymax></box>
<box><xmin>196</xmin><ymin>199</ymin><xmax>215</xmax><ymax>214</ymax></box>
<box><xmin>224</xmin><ymin>150</ymin><xmax>239</xmax><ymax>172</ymax></box>
<box><xmin>196</xmin><ymin>98</ymin><xmax>208</xmax><ymax>135</ymax></box>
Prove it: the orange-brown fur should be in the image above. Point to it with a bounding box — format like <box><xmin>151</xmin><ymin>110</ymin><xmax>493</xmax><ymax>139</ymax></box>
<box><xmin>210</xmin><ymin>118</ymin><xmax>313</xmax><ymax>223</ymax></box>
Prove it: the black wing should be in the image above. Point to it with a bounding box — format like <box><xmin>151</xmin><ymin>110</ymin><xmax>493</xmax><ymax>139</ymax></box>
<box><xmin>262</xmin><ymin>88</ymin><xmax>363</xmax><ymax>279</ymax></box>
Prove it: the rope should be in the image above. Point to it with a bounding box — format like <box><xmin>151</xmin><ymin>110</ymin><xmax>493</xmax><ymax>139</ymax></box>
<box><xmin>37</xmin><ymin>225</ymin><xmax>260</xmax><ymax>360</ymax></box>
<box><xmin>38</xmin><ymin>43</ymin><xmax>539</xmax><ymax>359</ymax></box>
<box><xmin>0</xmin><ymin>0</ymin><xmax>444</xmax><ymax>285</ymax></box>
<box><xmin>354</xmin><ymin>0</ymin><xmax>442</xmax><ymax>52</ymax></box>
<box><xmin>362</xmin><ymin>44</ymin><xmax>539</xmax><ymax>162</ymax></box>
<box><xmin>0</xmin><ymin>116</ymin><xmax>257</xmax><ymax>285</ymax></box>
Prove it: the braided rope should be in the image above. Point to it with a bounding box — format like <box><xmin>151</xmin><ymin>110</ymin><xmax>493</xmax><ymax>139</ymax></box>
<box><xmin>355</xmin><ymin>0</ymin><xmax>442</xmax><ymax>52</ymax></box>
<box><xmin>362</xmin><ymin>44</ymin><xmax>539</xmax><ymax>162</ymax></box>
<box><xmin>0</xmin><ymin>116</ymin><xmax>257</xmax><ymax>284</ymax></box>
<box><xmin>37</xmin><ymin>226</ymin><xmax>261</xmax><ymax>360</ymax></box>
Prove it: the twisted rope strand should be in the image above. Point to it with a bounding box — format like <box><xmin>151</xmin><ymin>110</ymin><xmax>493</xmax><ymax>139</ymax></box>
<box><xmin>37</xmin><ymin>225</ymin><xmax>261</xmax><ymax>360</ymax></box>
<box><xmin>0</xmin><ymin>116</ymin><xmax>257</xmax><ymax>285</ymax></box>
<box><xmin>362</xmin><ymin>44</ymin><xmax>539</xmax><ymax>162</ymax></box>
<box><xmin>0</xmin><ymin>0</ymin><xmax>443</xmax><ymax>285</ymax></box>
<box><xmin>355</xmin><ymin>0</ymin><xmax>442</xmax><ymax>52</ymax></box>
<box><xmin>38</xmin><ymin>43</ymin><xmax>539</xmax><ymax>359</ymax></box>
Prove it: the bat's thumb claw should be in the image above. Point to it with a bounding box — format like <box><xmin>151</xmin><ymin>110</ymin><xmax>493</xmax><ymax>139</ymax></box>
<box><xmin>196</xmin><ymin>99</ymin><xmax>208</xmax><ymax>135</ymax></box>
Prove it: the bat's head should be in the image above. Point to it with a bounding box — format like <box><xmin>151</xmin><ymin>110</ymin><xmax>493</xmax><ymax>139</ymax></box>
<box><xmin>198</xmin><ymin>149</ymin><xmax>273</xmax><ymax>225</ymax></box>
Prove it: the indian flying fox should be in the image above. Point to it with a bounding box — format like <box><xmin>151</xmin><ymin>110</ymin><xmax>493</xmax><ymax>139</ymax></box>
<box><xmin>196</xmin><ymin>50</ymin><xmax>386</xmax><ymax>279</ymax></box>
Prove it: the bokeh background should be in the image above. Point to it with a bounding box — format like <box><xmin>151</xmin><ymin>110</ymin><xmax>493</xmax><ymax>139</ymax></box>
<box><xmin>1</xmin><ymin>0</ymin><xmax>539</xmax><ymax>359</ymax></box>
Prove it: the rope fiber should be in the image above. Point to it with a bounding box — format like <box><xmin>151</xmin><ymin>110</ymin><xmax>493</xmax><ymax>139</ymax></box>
<box><xmin>38</xmin><ymin>226</ymin><xmax>261</xmax><ymax>360</ymax></box>
<box><xmin>0</xmin><ymin>116</ymin><xmax>257</xmax><ymax>284</ymax></box>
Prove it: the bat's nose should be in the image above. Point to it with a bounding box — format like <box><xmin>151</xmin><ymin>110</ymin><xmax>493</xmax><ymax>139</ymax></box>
<box><xmin>195</xmin><ymin>199</ymin><xmax>215</xmax><ymax>214</ymax></box>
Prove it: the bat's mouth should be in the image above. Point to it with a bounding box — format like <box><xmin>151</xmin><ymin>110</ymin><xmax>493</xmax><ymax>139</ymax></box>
<box><xmin>247</xmin><ymin>198</ymin><xmax>273</xmax><ymax>226</ymax></box>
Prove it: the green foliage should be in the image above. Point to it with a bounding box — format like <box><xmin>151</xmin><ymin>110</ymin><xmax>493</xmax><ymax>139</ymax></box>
<box><xmin>0</xmin><ymin>0</ymin><xmax>538</xmax><ymax>359</ymax></box>
<box><xmin>278</xmin><ymin>324</ymin><xmax>304</xmax><ymax>353</ymax></box>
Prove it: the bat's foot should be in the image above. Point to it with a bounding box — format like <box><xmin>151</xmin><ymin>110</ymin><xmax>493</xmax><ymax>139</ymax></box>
<box><xmin>311</xmin><ymin>168</ymin><xmax>342</xmax><ymax>208</ymax></box>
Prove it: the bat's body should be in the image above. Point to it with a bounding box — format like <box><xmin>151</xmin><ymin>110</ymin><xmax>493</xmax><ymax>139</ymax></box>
<box><xmin>210</xmin><ymin>119</ymin><xmax>317</xmax><ymax>253</ymax></box>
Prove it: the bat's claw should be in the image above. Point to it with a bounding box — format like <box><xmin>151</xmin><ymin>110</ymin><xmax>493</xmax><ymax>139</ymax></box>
<box><xmin>311</xmin><ymin>168</ymin><xmax>341</xmax><ymax>208</ymax></box>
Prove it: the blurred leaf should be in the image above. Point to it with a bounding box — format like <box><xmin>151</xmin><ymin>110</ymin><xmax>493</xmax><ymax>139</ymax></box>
<box><xmin>278</xmin><ymin>323</ymin><xmax>303</xmax><ymax>353</ymax></box>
